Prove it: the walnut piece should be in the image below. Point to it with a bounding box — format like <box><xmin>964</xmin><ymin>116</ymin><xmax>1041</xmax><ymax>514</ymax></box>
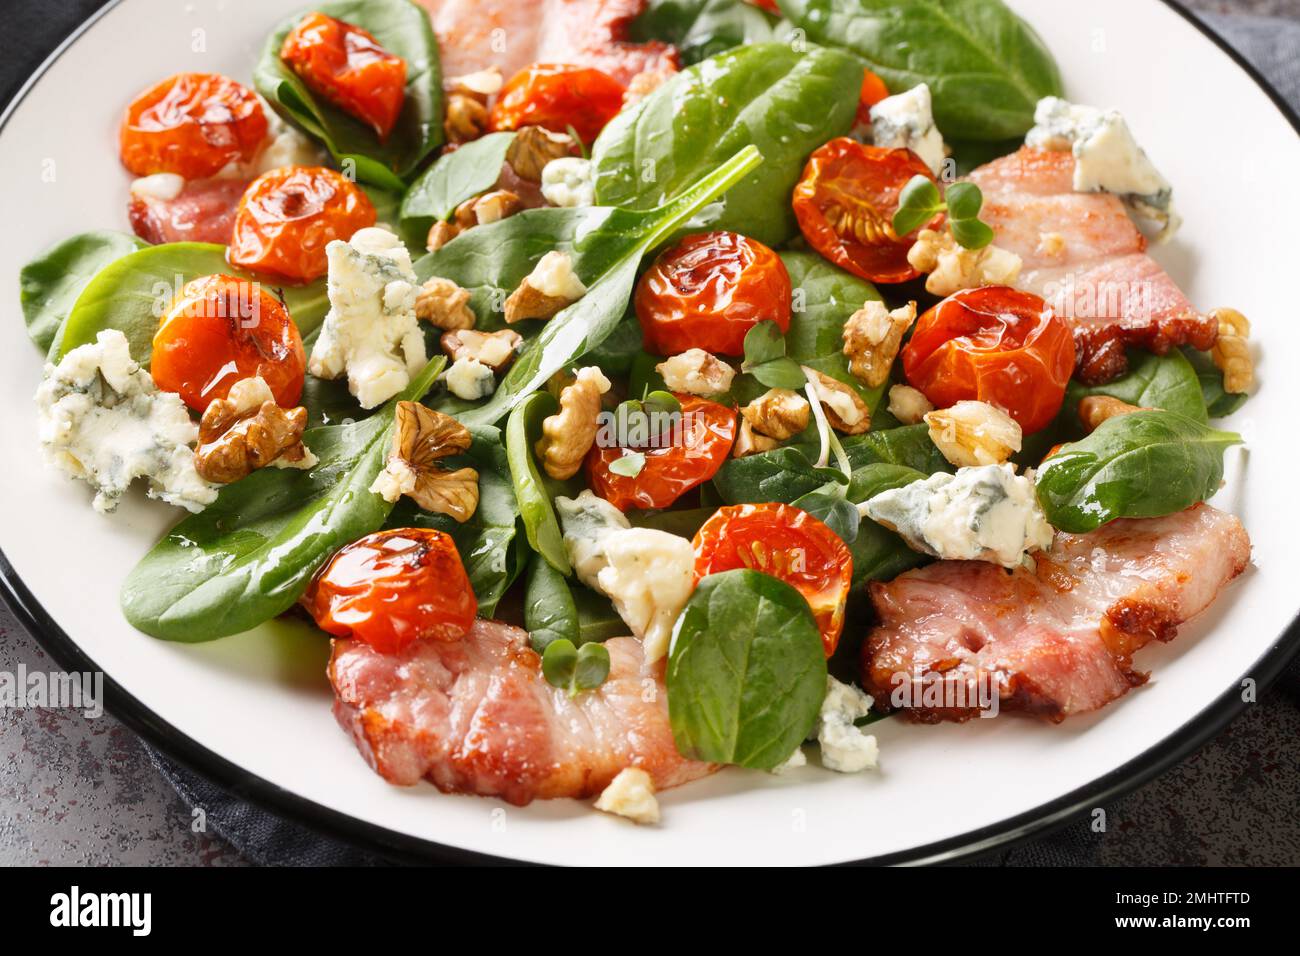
<box><xmin>370</xmin><ymin>402</ymin><xmax>479</xmax><ymax>522</ymax></box>
<box><xmin>504</xmin><ymin>251</ymin><xmax>587</xmax><ymax>323</ymax></box>
<box><xmin>741</xmin><ymin>388</ymin><xmax>810</xmax><ymax>440</ymax></box>
<box><xmin>440</xmin><ymin>328</ymin><xmax>523</xmax><ymax>372</ymax></box>
<box><xmin>507</xmin><ymin>126</ymin><xmax>575</xmax><ymax>182</ymax></box>
<box><xmin>804</xmin><ymin>368</ymin><xmax>870</xmax><ymax>435</ymax></box>
<box><xmin>887</xmin><ymin>384</ymin><xmax>934</xmax><ymax>425</ymax></box>
<box><xmin>536</xmin><ymin>367</ymin><xmax>610</xmax><ymax>479</ymax></box>
<box><xmin>415</xmin><ymin>276</ymin><xmax>476</xmax><ymax>330</ymax></box>
<box><xmin>194</xmin><ymin>377</ymin><xmax>314</xmax><ymax>484</ymax></box>
<box><xmin>1078</xmin><ymin>395</ymin><xmax>1145</xmax><ymax>433</ymax></box>
<box><xmin>732</xmin><ymin>418</ymin><xmax>780</xmax><ymax>458</ymax></box>
<box><xmin>924</xmin><ymin>400</ymin><xmax>1022</xmax><ymax>467</ymax></box>
<box><xmin>842</xmin><ymin>300</ymin><xmax>917</xmax><ymax>388</ymax></box>
<box><xmin>443</xmin><ymin>68</ymin><xmax>502</xmax><ymax>145</ymax></box>
<box><xmin>457</xmin><ymin>190</ymin><xmax>522</xmax><ymax>227</ymax></box>
<box><xmin>426</xmin><ymin>220</ymin><xmax>459</xmax><ymax>253</ymax></box>
<box><xmin>448</xmin><ymin>68</ymin><xmax>503</xmax><ymax>99</ymax></box>
<box><xmin>655</xmin><ymin>349</ymin><xmax>735</xmax><ymax>396</ymax></box>
<box><xmin>907</xmin><ymin>228</ymin><xmax>1022</xmax><ymax>298</ymax></box>
<box><xmin>1210</xmin><ymin>307</ymin><xmax>1253</xmax><ymax>394</ymax></box>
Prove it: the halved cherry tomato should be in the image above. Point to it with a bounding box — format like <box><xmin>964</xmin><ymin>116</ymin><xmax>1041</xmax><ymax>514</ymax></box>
<box><xmin>119</xmin><ymin>72</ymin><xmax>268</xmax><ymax>179</ymax></box>
<box><xmin>635</xmin><ymin>231</ymin><xmax>791</xmax><ymax>357</ymax></box>
<box><xmin>855</xmin><ymin>68</ymin><xmax>891</xmax><ymax>128</ymax></box>
<box><xmin>280</xmin><ymin>11</ymin><xmax>407</xmax><ymax>142</ymax></box>
<box><xmin>151</xmin><ymin>273</ymin><xmax>305</xmax><ymax>412</ymax></box>
<box><xmin>489</xmin><ymin>63</ymin><xmax>626</xmax><ymax>144</ymax></box>
<box><xmin>692</xmin><ymin>503</ymin><xmax>852</xmax><ymax>656</ymax></box>
<box><xmin>586</xmin><ymin>394</ymin><xmax>736</xmax><ymax>511</ymax></box>
<box><xmin>228</xmin><ymin>166</ymin><xmax>376</xmax><ymax>283</ymax></box>
<box><xmin>792</xmin><ymin>138</ymin><xmax>939</xmax><ymax>284</ymax></box>
<box><xmin>902</xmin><ymin>286</ymin><xmax>1076</xmax><ymax>434</ymax></box>
<box><xmin>304</xmin><ymin>528</ymin><xmax>476</xmax><ymax>654</ymax></box>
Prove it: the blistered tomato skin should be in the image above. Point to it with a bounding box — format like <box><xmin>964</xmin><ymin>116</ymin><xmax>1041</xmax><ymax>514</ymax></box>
<box><xmin>792</xmin><ymin>138</ymin><xmax>939</xmax><ymax>284</ymax></box>
<box><xmin>586</xmin><ymin>394</ymin><xmax>736</xmax><ymax>511</ymax></box>
<box><xmin>305</xmin><ymin>529</ymin><xmax>477</xmax><ymax>654</ymax></box>
<box><xmin>228</xmin><ymin>166</ymin><xmax>376</xmax><ymax>283</ymax></box>
<box><xmin>635</xmin><ymin>231</ymin><xmax>792</xmax><ymax>357</ymax></box>
<box><xmin>855</xmin><ymin>68</ymin><xmax>891</xmax><ymax>128</ymax></box>
<box><xmin>489</xmin><ymin>63</ymin><xmax>626</xmax><ymax>144</ymax></box>
<box><xmin>280</xmin><ymin>11</ymin><xmax>407</xmax><ymax>142</ymax></box>
<box><xmin>151</xmin><ymin>274</ymin><xmax>306</xmax><ymax>412</ymax></box>
<box><xmin>692</xmin><ymin>503</ymin><xmax>852</xmax><ymax>656</ymax></box>
<box><xmin>119</xmin><ymin>72</ymin><xmax>268</xmax><ymax>179</ymax></box>
<box><xmin>902</xmin><ymin>286</ymin><xmax>1076</xmax><ymax>434</ymax></box>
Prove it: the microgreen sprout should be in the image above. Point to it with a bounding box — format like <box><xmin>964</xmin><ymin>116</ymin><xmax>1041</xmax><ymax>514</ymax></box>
<box><xmin>741</xmin><ymin>320</ymin><xmax>805</xmax><ymax>389</ymax></box>
<box><xmin>541</xmin><ymin>638</ymin><xmax>611</xmax><ymax>696</ymax></box>
<box><xmin>892</xmin><ymin>176</ymin><xmax>994</xmax><ymax>250</ymax></box>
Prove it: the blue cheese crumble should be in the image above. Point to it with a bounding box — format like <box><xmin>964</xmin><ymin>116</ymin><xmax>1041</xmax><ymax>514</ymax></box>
<box><xmin>870</xmin><ymin>83</ymin><xmax>946</xmax><ymax>177</ymax></box>
<box><xmin>863</xmin><ymin>463</ymin><xmax>1053</xmax><ymax>568</ymax></box>
<box><xmin>35</xmin><ymin>329</ymin><xmax>216</xmax><ymax>514</ymax></box>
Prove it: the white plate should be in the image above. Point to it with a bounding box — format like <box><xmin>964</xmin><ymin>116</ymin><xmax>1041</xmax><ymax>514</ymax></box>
<box><xmin>1</xmin><ymin>0</ymin><xmax>1297</xmax><ymax>866</ymax></box>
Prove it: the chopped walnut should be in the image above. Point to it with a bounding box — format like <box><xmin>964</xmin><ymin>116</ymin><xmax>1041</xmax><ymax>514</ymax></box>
<box><xmin>467</xmin><ymin>190</ymin><xmax>522</xmax><ymax>227</ymax></box>
<box><xmin>732</xmin><ymin>418</ymin><xmax>780</xmax><ymax>458</ymax></box>
<box><xmin>370</xmin><ymin>402</ymin><xmax>479</xmax><ymax>522</ymax></box>
<box><xmin>448</xmin><ymin>68</ymin><xmax>503</xmax><ymax>99</ymax></box>
<box><xmin>426</xmin><ymin>220</ymin><xmax>459</xmax><ymax>253</ymax></box>
<box><xmin>924</xmin><ymin>400</ymin><xmax>1022</xmax><ymax>467</ymax></box>
<box><xmin>415</xmin><ymin>276</ymin><xmax>476</xmax><ymax>330</ymax></box>
<box><xmin>440</xmin><ymin>328</ymin><xmax>523</xmax><ymax>372</ymax></box>
<box><xmin>887</xmin><ymin>384</ymin><xmax>934</xmax><ymax>425</ymax></box>
<box><xmin>623</xmin><ymin>68</ymin><xmax>675</xmax><ymax>108</ymax></box>
<box><xmin>536</xmin><ymin>367</ymin><xmax>611</xmax><ymax>480</ymax></box>
<box><xmin>1078</xmin><ymin>395</ymin><xmax>1145</xmax><ymax>432</ymax></box>
<box><xmin>804</xmin><ymin>368</ymin><xmax>870</xmax><ymax>435</ymax></box>
<box><xmin>655</xmin><ymin>349</ymin><xmax>735</xmax><ymax>396</ymax></box>
<box><xmin>741</xmin><ymin>388</ymin><xmax>810</xmax><ymax>440</ymax></box>
<box><xmin>194</xmin><ymin>377</ymin><xmax>314</xmax><ymax>484</ymax></box>
<box><xmin>1210</xmin><ymin>307</ymin><xmax>1253</xmax><ymax>394</ymax></box>
<box><xmin>842</xmin><ymin>300</ymin><xmax>917</xmax><ymax>388</ymax></box>
<box><xmin>907</xmin><ymin>228</ymin><xmax>1022</xmax><ymax>298</ymax></box>
<box><xmin>504</xmin><ymin>251</ymin><xmax>587</xmax><ymax>323</ymax></box>
<box><xmin>507</xmin><ymin>126</ymin><xmax>575</xmax><ymax>182</ymax></box>
<box><xmin>443</xmin><ymin>68</ymin><xmax>502</xmax><ymax>144</ymax></box>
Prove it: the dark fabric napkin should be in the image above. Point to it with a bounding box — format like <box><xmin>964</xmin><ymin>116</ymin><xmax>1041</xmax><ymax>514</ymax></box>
<box><xmin>6</xmin><ymin>3</ymin><xmax>1298</xmax><ymax>866</ymax></box>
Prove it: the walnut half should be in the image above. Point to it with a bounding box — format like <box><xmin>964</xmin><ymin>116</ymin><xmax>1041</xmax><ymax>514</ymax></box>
<box><xmin>924</xmin><ymin>400</ymin><xmax>1022</xmax><ymax>467</ymax></box>
<box><xmin>194</xmin><ymin>377</ymin><xmax>314</xmax><ymax>484</ymax></box>
<box><xmin>507</xmin><ymin>126</ymin><xmax>575</xmax><ymax>182</ymax></box>
<box><xmin>370</xmin><ymin>402</ymin><xmax>479</xmax><ymax>522</ymax></box>
<box><xmin>1210</xmin><ymin>307</ymin><xmax>1253</xmax><ymax>394</ymax></box>
<box><xmin>536</xmin><ymin>366</ymin><xmax>611</xmax><ymax>480</ymax></box>
<box><xmin>842</xmin><ymin>300</ymin><xmax>916</xmax><ymax>388</ymax></box>
<box><xmin>804</xmin><ymin>368</ymin><xmax>871</xmax><ymax>435</ymax></box>
<box><xmin>416</xmin><ymin>276</ymin><xmax>476</xmax><ymax>330</ymax></box>
<box><xmin>741</xmin><ymin>388</ymin><xmax>809</xmax><ymax>441</ymax></box>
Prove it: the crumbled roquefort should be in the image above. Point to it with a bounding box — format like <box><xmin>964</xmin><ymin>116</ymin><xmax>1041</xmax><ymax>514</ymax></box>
<box><xmin>812</xmin><ymin>677</ymin><xmax>879</xmax><ymax>773</ymax></box>
<box><xmin>870</xmin><ymin>83</ymin><xmax>947</xmax><ymax>177</ymax></box>
<box><xmin>540</xmin><ymin>157</ymin><xmax>595</xmax><ymax>208</ymax></box>
<box><xmin>35</xmin><ymin>329</ymin><xmax>216</xmax><ymax>514</ymax></box>
<box><xmin>444</xmin><ymin>357</ymin><xmax>496</xmax><ymax>401</ymax></box>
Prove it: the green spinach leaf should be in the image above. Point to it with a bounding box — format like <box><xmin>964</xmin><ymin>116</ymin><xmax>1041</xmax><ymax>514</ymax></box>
<box><xmin>776</xmin><ymin>0</ymin><xmax>1063</xmax><ymax>141</ymax></box>
<box><xmin>253</xmin><ymin>0</ymin><xmax>443</xmax><ymax>191</ymax></box>
<box><xmin>1035</xmin><ymin>410</ymin><xmax>1242</xmax><ymax>533</ymax></box>
<box><xmin>1181</xmin><ymin>346</ymin><xmax>1249</xmax><ymax>419</ymax></box>
<box><xmin>630</xmin><ymin>0</ymin><xmax>778</xmax><ymax>65</ymax></box>
<box><xmin>780</xmin><ymin>251</ymin><xmax>881</xmax><ymax>361</ymax></box>
<box><xmin>667</xmin><ymin>568</ymin><xmax>827</xmax><ymax>769</ymax></box>
<box><xmin>713</xmin><ymin>445</ymin><xmax>847</xmax><ymax>504</ymax></box>
<box><xmin>400</xmin><ymin>131</ymin><xmax>516</xmax><ymax>230</ymax></box>
<box><xmin>20</xmin><ymin>231</ymin><xmax>144</xmax><ymax>353</ymax></box>
<box><xmin>840</xmin><ymin>424</ymin><xmax>953</xmax><ymax>474</ymax></box>
<box><xmin>120</xmin><ymin>358</ymin><xmax>445</xmax><ymax>641</ymax></box>
<box><xmin>506</xmin><ymin>391</ymin><xmax>572</xmax><ymax>574</ymax></box>
<box><xmin>525</xmin><ymin>554</ymin><xmax>580</xmax><ymax>652</ymax></box>
<box><xmin>591</xmin><ymin>42</ymin><xmax>860</xmax><ymax>247</ymax></box>
<box><xmin>843</xmin><ymin>463</ymin><xmax>928</xmax><ymax>588</ymax></box>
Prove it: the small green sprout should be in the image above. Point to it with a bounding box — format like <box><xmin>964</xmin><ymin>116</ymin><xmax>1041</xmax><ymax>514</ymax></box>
<box><xmin>892</xmin><ymin>177</ymin><xmax>994</xmax><ymax>250</ymax></box>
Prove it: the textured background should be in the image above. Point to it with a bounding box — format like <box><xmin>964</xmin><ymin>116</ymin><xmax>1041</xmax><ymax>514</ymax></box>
<box><xmin>1</xmin><ymin>0</ymin><xmax>1297</xmax><ymax>866</ymax></box>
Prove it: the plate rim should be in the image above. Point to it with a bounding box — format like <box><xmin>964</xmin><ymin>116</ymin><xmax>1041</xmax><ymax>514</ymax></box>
<box><xmin>1</xmin><ymin>0</ymin><xmax>1297</xmax><ymax>867</ymax></box>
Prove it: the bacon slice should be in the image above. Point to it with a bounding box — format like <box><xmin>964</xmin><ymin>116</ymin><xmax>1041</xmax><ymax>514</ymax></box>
<box><xmin>967</xmin><ymin>147</ymin><xmax>1216</xmax><ymax>383</ymax></box>
<box><xmin>329</xmin><ymin>619</ymin><xmax>714</xmax><ymax>805</ymax></box>
<box><xmin>418</xmin><ymin>0</ymin><xmax>678</xmax><ymax>88</ymax></box>
<box><xmin>128</xmin><ymin>177</ymin><xmax>248</xmax><ymax>246</ymax></box>
<box><xmin>861</xmin><ymin>505</ymin><xmax>1250</xmax><ymax>723</ymax></box>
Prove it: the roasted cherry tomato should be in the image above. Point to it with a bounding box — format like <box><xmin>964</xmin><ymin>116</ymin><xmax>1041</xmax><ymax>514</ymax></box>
<box><xmin>792</xmin><ymin>138</ymin><xmax>939</xmax><ymax>284</ymax></box>
<box><xmin>586</xmin><ymin>394</ymin><xmax>736</xmax><ymax>511</ymax></box>
<box><xmin>693</xmin><ymin>503</ymin><xmax>852</xmax><ymax>656</ymax></box>
<box><xmin>635</xmin><ymin>231</ymin><xmax>791</xmax><ymax>357</ymax></box>
<box><xmin>151</xmin><ymin>273</ymin><xmax>305</xmax><ymax>412</ymax></box>
<box><xmin>902</xmin><ymin>286</ymin><xmax>1076</xmax><ymax>434</ymax></box>
<box><xmin>304</xmin><ymin>528</ymin><xmax>477</xmax><ymax>654</ymax></box>
<box><xmin>119</xmin><ymin>72</ymin><xmax>268</xmax><ymax>179</ymax></box>
<box><xmin>280</xmin><ymin>11</ymin><xmax>407</xmax><ymax>142</ymax></box>
<box><xmin>489</xmin><ymin>64</ymin><xmax>626</xmax><ymax>144</ymax></box>
<box><xmin>228</xmin><ymin>166</ymin><xmax>376</xmax><ymax>283</ymax></box>
<box><xmin>855</xmin><ymin>68</ymin><xmax>891</xmax><ymax>128</ymax></box>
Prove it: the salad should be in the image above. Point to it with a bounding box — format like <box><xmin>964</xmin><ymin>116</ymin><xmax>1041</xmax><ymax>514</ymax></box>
<box><xmin>18</xmin><ymin>0</ymin><xmax>1256</xmax><ymax>826</ymax></box>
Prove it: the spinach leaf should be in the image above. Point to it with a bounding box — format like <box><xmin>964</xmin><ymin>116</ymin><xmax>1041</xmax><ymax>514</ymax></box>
<box><xmin>400</xmin><ymin>131</ymin><xmax>516</xmax><ymax>230</ymax></box>
<box><xmin>506</xmin><ymin>391</ymin><xmax>572</xmax><ymax>574</ymax></box>
<box><xmin>585</xmin><ymin>311</ymin><xmax>644</xmax><ymax>376</ymax></box>
<box><xmin>430</xmin><ymin>145</ymin><xmax>763</xmax><ymax>426</ymax></box>
<box><xmin>120</xmin><ymin>358</ymin><xmax>445</xmax><ymax>642</ymax></box>
<box><xmin>630</xmin><ymin>0</ymin><xmax>777</xmax><ymax>65</ymax></box>
<box><xmin>780</xmin><ymin>251</ymin><xmax>881</xmax><ymax>361</ymax></box>
<box><xmin>51</xmin><ymin>242</ymin><xmax>328</xmax><ymax>364</ymax></box>
<box><xmin>1035</xmin><ymin>410</ymin><xmax>1242</xmax><ymax>533</ymax></box>
<box><xmin>20</xmin><ymin>231</ymin><xmax>144</xmax><ymax>353</ymax></box>
<box><xmin>841</xmin><ymin>424</ymin><xmax>953</xmax><ymax>474</ymax></box>
<box><xmin>1181</xmin><ymin>346</ymin><xmax>1249</xmax><ymax>419</ymax></box>
<box><xmin>573</xmin><ymin>587</ymin><xmax>626</xmax><ymax>644</ymax></box>
<box><xmin>844</xmin><ymin>463</ymin><xmax>928</xmax><ymax>588</ymax></box>
<box><xmin>1072</xmin><ymin>349</ymin><xmax>1208</xmax><ymax>425</ymax></box>
<box><xmin>525</xmin><ymin>554</ymin><xmax>579</xmax><ymax>652</ymax></box>
<box><xmin>253</xmin><ymin>0</ymin><xmax>443</xmax><ymax>191</ymax></box>
<box><xmin>591</xmin><ymin>43</ymin><xmax>860</xmax><ymax>247</ymax></box>
<box><xmin>791</xmin><ymin>491</ymin><xmax>860</xmax><ymax>544</ymax></box>
<box><xmin>628</xmin><ymin>506</ymin><xmax>713</xmax><ymax>538</ymax></box>
<box><xmin>712</xmin><ymin>445</ymin><xmax>847</xmax><ymax>504</ymax></box>
<box><xmin>667</xmin><ymin>568</ymin><xmax>827</xmax><ymax>769</ymax></box>
<box><xmin>776</xmin><ymin>0</ymin><xmax>1063</xmax><ymax>141</ymax></box>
